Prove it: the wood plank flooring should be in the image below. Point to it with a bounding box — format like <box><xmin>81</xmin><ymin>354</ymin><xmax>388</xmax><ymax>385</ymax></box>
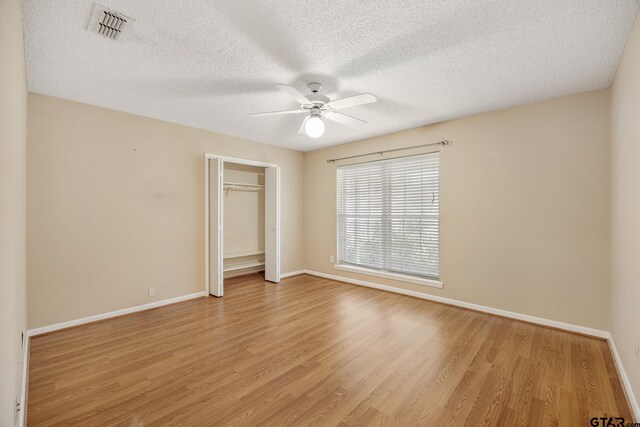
<box><xmin>27</xmin><ymin>274</ymin><xmax>632</xmax><ymax>426</ymax></box>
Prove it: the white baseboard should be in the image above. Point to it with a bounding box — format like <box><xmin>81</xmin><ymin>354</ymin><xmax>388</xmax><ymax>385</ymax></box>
<box><xmin>280</xmin><ymin>270</ymin><xmax>306</xmax><ymax>279</ymax></box>
<box><xmin>18</xmin><ymin>332</ymin><xmax>29</xmax><ymax>427</ymax></box>
<box><xmin>302</xmin><ymin>270</ymin><xmax>609</xmax><ymax>338</ymax></box>
<box><xmin>27</xmin><ymin>291</ymin><xmax>206</xmax><ymax>337</ymax></box>
<box><xmin>606</xmin><ymin>333</ymin><xmax>640</xmax><ymax>421</ymax></box>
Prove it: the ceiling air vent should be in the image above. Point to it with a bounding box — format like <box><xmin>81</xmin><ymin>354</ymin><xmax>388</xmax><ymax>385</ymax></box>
<box><xmin>87</xmin><ymin>4</ymin><xmax>131</xmax><ymax>40</ymax></box>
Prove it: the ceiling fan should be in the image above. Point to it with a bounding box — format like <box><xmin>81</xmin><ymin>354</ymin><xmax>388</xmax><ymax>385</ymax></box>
<box><xmin>249</xmin><ymin>83</ymin><xmax>377</xmax><ymax>138</ymax></box>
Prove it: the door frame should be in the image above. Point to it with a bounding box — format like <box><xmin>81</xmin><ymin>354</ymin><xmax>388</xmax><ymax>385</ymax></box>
<box><xmin>204</xmin><ymin>153</ymin><xmax>280</xmax><ymax>296</ymax></box>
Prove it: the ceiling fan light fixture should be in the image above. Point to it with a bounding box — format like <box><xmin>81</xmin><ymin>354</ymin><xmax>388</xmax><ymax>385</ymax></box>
<box><xmin>305</xmin><ymin>114</ymin><xmax>325</xmax><ymax>138</ymax></box>
<box><xmin>250</xmin><ymin>83</ymin><xmax>377</xmax><ymax>139</ymax></box>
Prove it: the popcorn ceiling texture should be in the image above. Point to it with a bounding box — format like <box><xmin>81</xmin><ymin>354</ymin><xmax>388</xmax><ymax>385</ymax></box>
<box><xmin>23</xmin><ymin>0</ymin><xmax>639</xmax><ymax>151</ymax></box>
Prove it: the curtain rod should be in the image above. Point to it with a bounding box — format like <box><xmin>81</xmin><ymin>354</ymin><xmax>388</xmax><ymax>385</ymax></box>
<box><xmin>326</xmin><ymin>140</ymin><xmax>452</xmax><ymax>164</ymax></box>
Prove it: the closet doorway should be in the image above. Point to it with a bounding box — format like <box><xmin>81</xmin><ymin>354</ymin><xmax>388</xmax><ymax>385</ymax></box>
<box><xmin>204</xmin><ymin>154</ymin><xmax>280</xmax><ymax>297</ymax></box>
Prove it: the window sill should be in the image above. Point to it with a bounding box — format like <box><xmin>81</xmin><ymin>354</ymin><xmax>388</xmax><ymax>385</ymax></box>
<box><xmin>334</xmin><ymin>264</ymin><xmax>443</xmax><ymax>289</ymax></box>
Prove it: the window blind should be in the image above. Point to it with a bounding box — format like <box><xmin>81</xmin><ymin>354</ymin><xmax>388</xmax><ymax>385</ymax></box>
<box><xmin>337</xmin><ymin>152</ymin><xmax>440</xmax><ymax>279</ymax></box>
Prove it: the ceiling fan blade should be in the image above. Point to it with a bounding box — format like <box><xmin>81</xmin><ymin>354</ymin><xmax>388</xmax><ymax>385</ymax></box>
<box><xmin>325</xmin><ymin>111</ymin><xmax>368</xmax><ymax>129</ymax></box>
<box><xmin>249</xmin><ymin>109</ymin><xmax>305</xmax><ymax>117</ymax></box>
<box><xmin>297</xmin><ymin>116</ymin><xmax>310</xmax><ymax>134</ymax></box>
<box><xmin>327</xmin><ymin>93</ymin><xmax>377</xmax><ymax>110</ymax></box>
<box><xmin>276</xmin><ymin>84</ymin><xmax>312</xmax><ymax>105</ymax></box>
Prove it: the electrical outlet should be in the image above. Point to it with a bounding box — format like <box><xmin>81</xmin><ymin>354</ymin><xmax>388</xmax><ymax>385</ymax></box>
<box><xmin>148</xmin><ymin>287</ymin><xmax>156</xmax><ymax>297</ymax></box>
<box><xmin>329</xmin><ymin>255</ymin><xmax>334</xmax><ymax>263</ymax></box>
<box><xmin>635</xmin><ymin>345</ymin><xmax>639</xmax><ymax>365</ymax></box>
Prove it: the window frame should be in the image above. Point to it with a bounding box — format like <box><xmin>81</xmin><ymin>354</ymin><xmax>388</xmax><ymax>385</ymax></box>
<box><xmin>334</xmin><ymin>153</ymin><xmax>443</xmax><ymax>289</ymax></box>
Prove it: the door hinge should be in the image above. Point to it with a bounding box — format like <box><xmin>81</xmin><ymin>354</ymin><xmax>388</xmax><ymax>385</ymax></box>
<box><xmin>15</xmin><ymin>398</ymin><xmax>20</xmax><ymax>424</ymax></box>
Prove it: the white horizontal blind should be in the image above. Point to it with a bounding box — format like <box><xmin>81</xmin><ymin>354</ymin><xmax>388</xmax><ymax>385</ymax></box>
<box><xmin>337</xmin><ymin>152</ymin><xmax>439</xmax><ymax>279</ymax></box>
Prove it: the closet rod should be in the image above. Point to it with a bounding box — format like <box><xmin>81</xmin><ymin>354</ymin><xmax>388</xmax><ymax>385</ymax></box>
<box><xmin>326</xmin><ymin>139</ymin><xmax>452</xmax><ymax>164</ymax></box>
<box><xmin>223</xmin><ymin>182</ymin><xmax>264</xmax><ymax>189</ymax></box>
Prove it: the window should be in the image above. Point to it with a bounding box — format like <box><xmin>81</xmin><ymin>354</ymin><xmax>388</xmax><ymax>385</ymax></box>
<box><xmin>336</xmin><ymin>152</ymin><xmax>440</xmax><ymax>286</ymax></box>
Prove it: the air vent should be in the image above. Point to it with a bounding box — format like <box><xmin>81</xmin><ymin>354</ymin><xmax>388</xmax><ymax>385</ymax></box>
<box><xmin>87</xmin><ymin>4</ymin><xmax>131</xmax><ymax>40</ymax></box>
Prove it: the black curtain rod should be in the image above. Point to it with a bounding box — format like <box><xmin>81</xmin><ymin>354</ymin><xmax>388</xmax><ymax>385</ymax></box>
<box><xmin>326</xmin><ymin>140</ymin><xmax>452</xmax><ymax>164</ymax></box>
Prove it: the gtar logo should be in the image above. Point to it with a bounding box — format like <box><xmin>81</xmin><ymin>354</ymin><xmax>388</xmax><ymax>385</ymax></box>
<box><xmin>589</xmin><ymin>417</ymin><xmax>625</xmax><ymax>427</ymax></box>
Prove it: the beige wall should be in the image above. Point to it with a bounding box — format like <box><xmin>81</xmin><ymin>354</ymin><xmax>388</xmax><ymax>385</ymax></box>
<box><xmin>27</xmin><ymin>93</ymin><xmax>305</xmax><ymax>329</ymax></box>
<box><xmin>304</xmin><ymin>89</ymin><xmax>611</xmax><ymax>330</ymax></box>
<box><xmin>611</xmin><ymin>11</ymin><xmax>640</xmax><ymax>411</ymax></box>
<box><xmin>27</xmin><ymin>88</ymin><xmax>613</xmax><ymax>332</ymax></box>
<box><xmin>0</xmin><ymin>0</ymin><xmax>28</xmax><ymax>424</ymax></box>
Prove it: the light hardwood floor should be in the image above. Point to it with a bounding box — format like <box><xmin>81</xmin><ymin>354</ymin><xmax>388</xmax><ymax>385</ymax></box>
<box><xmin>27</xmin><ymin>274</ymin><xmax>632</xmax><ymax>426</ymax></box>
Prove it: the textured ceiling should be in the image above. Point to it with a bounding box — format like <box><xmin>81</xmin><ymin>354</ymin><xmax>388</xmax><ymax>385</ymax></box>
<box><xmin>23</xmin><ymin>0</ymin><xmax>639</xmax><ymax>151</ymax></box>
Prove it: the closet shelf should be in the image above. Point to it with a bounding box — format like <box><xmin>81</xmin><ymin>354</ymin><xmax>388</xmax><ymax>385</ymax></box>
<box><xmin>223</xmin><ymin>181</ymin><xmax>264</xmax><ymax>189</ymax></box>
<box><xmin>223</xmin><ymin>260</ymin><xmax>266</xmax><ymax>272</ymax></box>
<box><xmin>223</xmin><ymin>250</ymin><xmax>265</xmax><ymax>259</ymax></box>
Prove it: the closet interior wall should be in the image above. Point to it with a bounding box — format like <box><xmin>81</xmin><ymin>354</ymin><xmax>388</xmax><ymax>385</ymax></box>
<box><xmin>223</xmin><ymin>162</ymin><xmax>265</xmax><ymax>278</ymax></box>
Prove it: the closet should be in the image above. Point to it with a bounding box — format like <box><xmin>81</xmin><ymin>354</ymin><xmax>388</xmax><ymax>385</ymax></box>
<box><xmin>205</xmin><ymin>155</ymin><xmax>280</xmax><ymax>297</ymax></box>
<box><xmin>222</xmin><ymin>163</ymin><xmax>265</xmax><ymax>278</ymax></box>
